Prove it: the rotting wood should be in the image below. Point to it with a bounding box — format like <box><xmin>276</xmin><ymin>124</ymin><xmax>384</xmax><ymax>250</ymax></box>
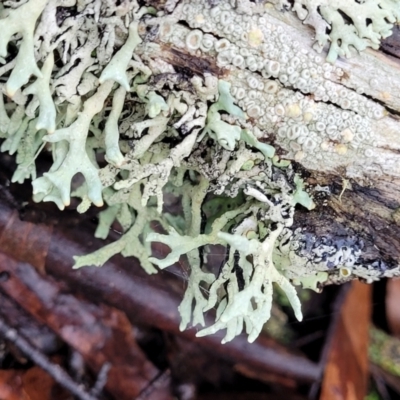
<box><xmin>137</xmin><ymin>1</ymin><xmax>400</xmax><ymax>281</ymax></box>
<box><xmin>293</xmin><ymin>172</ymin><xmax>400</xmax><ymax>280</ymax></box>
<box><xmin>0</xmin><ymin>290</ymin><xmax>60</xmax><ymax>355</ymax></box>
<box><xmin>381</xmin><ymin>26</ymin><xmax>400</xmax><ymax>59</ymax></box>
<box><xmin>0</xmin><ymin>364</ymin><xmax>71</xmax><ymax>400</ymax></box>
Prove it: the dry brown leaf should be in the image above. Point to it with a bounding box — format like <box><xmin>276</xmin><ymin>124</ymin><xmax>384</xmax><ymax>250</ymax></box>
<box><xmin>0</xmin><ymin>369</ymin><xmax>30</xmax><ymax>400</ymax></box>
<box><xmin>320</xmin><ymin>281</ymin><xmax>372</xmax><ymax>400</ymax></box>
<box><xmin>0</xmin><ymin>366</ymin><xmax>70</xmax><ymax>400</ymax></box>
<box><xmin>386</xmin><ymin>278</ymin><xmax>400</xmax><ymax>336</ymax></box>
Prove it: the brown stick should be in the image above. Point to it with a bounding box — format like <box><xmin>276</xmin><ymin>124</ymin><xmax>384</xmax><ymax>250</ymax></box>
<box><xmin>0</xmin><ymin>315</ymin><xmax>98</xmax><ymax>400</ymax></box>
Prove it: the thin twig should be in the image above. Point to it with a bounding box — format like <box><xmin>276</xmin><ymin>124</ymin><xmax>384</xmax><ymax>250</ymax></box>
<box><xmin>134</xmin><ymin>368</ymin><xmax>171</xmax><ymax>400</ymax></box>
<box><xmin>0</xmin><ymin>316</ymin><xmax>99</xmax><ymax>400</ymax></box>
<box><xmin>90</xmin><ymin>362</ymin><xmax>111</xmax><ymax>397</ymax></box>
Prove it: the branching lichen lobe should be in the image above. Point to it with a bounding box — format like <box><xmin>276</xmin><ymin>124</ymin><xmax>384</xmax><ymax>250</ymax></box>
<box><xmin>0</xmin><ymin>0</ymin><xmax>399</xmax><ymax>343</ymax></box>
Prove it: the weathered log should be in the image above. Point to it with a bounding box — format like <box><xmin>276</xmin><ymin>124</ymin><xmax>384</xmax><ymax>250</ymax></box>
<box><xmin>135</xmin><ymin>1</ymin><xmax>400</xmax><ymax>285</ymax></box>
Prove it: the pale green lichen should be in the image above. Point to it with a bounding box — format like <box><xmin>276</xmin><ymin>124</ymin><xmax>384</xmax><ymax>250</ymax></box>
<box><xmin>104</xmin><ymin>85</ymin><xmax>126</xmax><ymax>167</ymax></box>
<box><xmin>201</xmin><ymin>80</ymin><xmax>246</xmax><ymax>150</ymax></box>
<box><xmin>73</xmin><ymin>183</ymin><xmax>165</xmax><ymax>275</ymax></box>
<box><xmin>0</xmin><ymin>0</ymin><xmax>47</xmax><ymax>97</ymax></box>
<box><xmin>23</xmin><ymin>52</ymin><xmax>56</xmax><ymax>134</ymax></box>
<box><xmin>201</xmin><ymin>224</ymin><xmax>302</xmax><ymax>343</ymax></box>
<box><xmin>147</xmin><ymin>147</ymin><xmax>314</xmax><ymax>342</ymax></box>
<box><xmin>290</xmin><ymin>0</ymin><xmax>400</xmax><ymax>62</ymax></box>
<box><xmin>0</xmin><ymin>0</ymin><xmax>390</xmax><ymax>344</ymax></box>
<box><xmin>32</xmin><ymin>81</ymin><xmax>113</xmax><ymax>208</ymax></box>
<box><xmin>99</xmin><ymin>21</ymin><xmax>142</xmax><ymax>90</ymax></box>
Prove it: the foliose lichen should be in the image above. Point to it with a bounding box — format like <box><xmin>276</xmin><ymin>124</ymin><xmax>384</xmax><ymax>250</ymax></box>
<box><xmin>0</xmin><ymin>0</ymin><xmax>398</xmax><ymax>343</ymax></box>
<box><xmin>290</xmin><ymin>0</ymin><xmax>400</xmax><ymax>63</ymax></box>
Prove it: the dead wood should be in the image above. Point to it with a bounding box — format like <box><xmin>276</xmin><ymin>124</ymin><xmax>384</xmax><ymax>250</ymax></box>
<box><xmin>138</xmin><ymin>3</ymin><xmax>400</xmax><ymax>280</ymax></box>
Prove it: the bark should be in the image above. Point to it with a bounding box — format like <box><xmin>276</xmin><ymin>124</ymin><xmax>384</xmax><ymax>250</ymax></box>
<box><xmin>0</xmin><ymin>253</ymin><xmax>171</xmax><ymax>400</ymax></box>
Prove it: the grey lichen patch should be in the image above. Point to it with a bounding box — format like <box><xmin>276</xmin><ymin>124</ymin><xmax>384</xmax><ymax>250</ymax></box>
<box><xmin>274</xmin><ymin>227</ymin><xmax>400</xmax><ymax>286</ymax></box>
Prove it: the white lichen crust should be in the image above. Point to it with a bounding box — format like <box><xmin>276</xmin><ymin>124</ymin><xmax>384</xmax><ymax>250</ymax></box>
<box><xmin>168</xmin><ymin>0</ymin><xmax>389</xmax><ymax>174</ymax></box>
